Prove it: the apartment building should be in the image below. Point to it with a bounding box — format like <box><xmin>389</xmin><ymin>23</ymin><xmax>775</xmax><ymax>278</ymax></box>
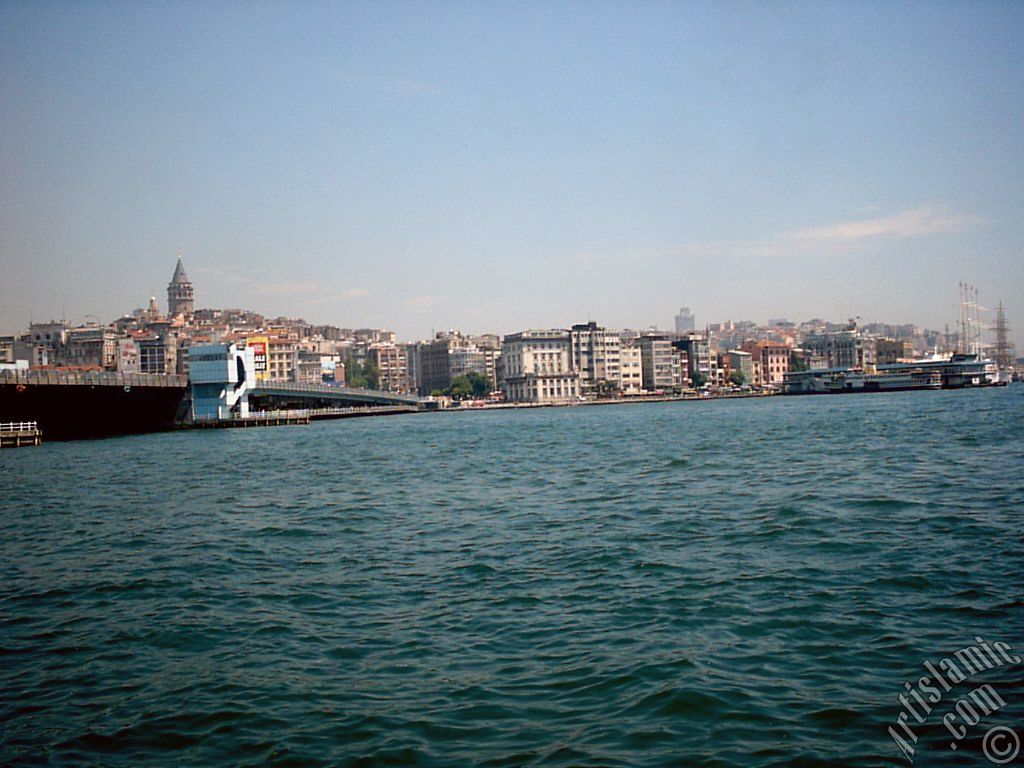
<box><xmin>501</xmin><ymin>329</ymin><xmax>581</xmax><ymax>404</ymax></box>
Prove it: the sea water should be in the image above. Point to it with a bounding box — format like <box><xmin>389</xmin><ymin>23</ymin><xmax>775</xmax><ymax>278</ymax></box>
<box><xmin>2</xmin><ymin>387</ymin><xmax>1022</xmax><ymax>766</ymax></box>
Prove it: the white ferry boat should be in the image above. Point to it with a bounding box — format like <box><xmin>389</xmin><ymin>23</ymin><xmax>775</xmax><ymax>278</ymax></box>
<box><xmin>783</xmin><ymin>367</ymin><xmax>942</xmax><ymax>395</ymax></box>
<box><xmin>783</xmin><ymin>354</ymin><xmax>997</xmax><ymax>395</ymax></box>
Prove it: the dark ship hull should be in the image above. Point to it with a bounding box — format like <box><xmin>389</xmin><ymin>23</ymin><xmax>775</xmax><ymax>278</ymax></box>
<box><xmin>0</xmin><ymin>380</ymin><xmax>188</xmax><ymax>441</ymax></box>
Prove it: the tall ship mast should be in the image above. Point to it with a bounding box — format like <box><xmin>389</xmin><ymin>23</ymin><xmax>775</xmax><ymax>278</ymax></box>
<box><xmin>958</xmin><ymin>282</ymin><xmax>985</xmax><ymax>356</ymax></box>
<box><xmin>992</xmin><ymin>301</ymin><xmax>1015</xmax><ymax>381</ymax></box>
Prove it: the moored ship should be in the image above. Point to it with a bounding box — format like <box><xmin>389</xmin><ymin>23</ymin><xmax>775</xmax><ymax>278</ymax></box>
<box><xmin>783</xmin><ymin>354</ymin><xmax>998</xmax><ymax>395</ymax></box>
<box><xmin>783</xmin><ymin>367</ymin><xmax>942</xmax><ymax>395</ymax></box>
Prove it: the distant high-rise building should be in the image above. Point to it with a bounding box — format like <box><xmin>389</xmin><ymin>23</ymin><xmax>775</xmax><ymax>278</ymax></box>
<box><xmin>674</xmin><ymin>307</ymin><xmax>695</xmax><ymax>333</ymax></box>
<box><xmin>167</xmin><ymin>255</ymin><xmax>195</xmax><ymax>317</ymax></box>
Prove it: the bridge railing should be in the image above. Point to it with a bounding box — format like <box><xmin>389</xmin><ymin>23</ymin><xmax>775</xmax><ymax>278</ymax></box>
<box><xmin>191</xmin><ymin>405</ymin><xmax>417</xmax><ymax>423</ymax></box>
<box><xmin>0</xmin><ymin>370</ymin><xmax>188</xmax><ymax>388</ymax></box>
<box><xmin>0</xmin><ymin>421</ymin><xmax>39</xmax><ymax>434</ymax></box>
<box><xmin>250</xmin><ymin>379</ymin><xmax>421</xmax><ymax>403</ymax></box>
<box><xmin>300</xmin><ymin>405</ymin><xmax>417</xmax><ymax>417</ymax></box>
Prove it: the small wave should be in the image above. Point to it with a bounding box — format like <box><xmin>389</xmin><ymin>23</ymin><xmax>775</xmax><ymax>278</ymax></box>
<box><xmin>806</xmin><ymin>706</ymin><xmax>868</xmax><ymax>726</ymax></box>
<box><xmin>624</xmin><ymin>687</ymin><xmax>729</xmax><ymax>718</ymax></box>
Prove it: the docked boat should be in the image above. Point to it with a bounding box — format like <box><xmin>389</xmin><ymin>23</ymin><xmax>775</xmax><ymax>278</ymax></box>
<box><xmin>783</xmin><ymin>354</ymin><xmax>999</xmax><ymax>395</ymax></box>
<box><xmin>783</xmin><ymin>367</ymin><xmax>942</xmax><ymax>395</ymax></box>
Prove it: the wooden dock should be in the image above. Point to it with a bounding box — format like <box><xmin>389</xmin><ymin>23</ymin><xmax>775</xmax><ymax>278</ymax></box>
<box><xmin>0</xmin><ymin>421</ymin><xmax>42</xmax><ymax>448</ymax></box>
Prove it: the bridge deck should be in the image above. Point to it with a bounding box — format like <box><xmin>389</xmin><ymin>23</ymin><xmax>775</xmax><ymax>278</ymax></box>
<box><xmin>250</xmin><ymin>380</ymin><xmax>422</xmax><ymax>406</ymax></box>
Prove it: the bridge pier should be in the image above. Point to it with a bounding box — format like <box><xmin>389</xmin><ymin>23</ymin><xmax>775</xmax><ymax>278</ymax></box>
<box><xmin>187</xmin><ymin>343</ymin><xmax>425</xmax><ymax>424</ymax></box>
<box><xmin>188</xmin><ymin>343</ymin><xmax>254</xmax><ymax>420</ymax></box>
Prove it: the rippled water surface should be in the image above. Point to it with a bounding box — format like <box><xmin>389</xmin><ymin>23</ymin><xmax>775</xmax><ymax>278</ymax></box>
<box><xmin>2</xmin><ymin>388</ymin><xmax>1023</xmax><ymax>766</ymax></box>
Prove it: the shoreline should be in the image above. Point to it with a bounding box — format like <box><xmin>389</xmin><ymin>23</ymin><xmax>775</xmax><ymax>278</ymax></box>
<box><xmin>433</xmin><ymin>390</ymin><xmax>777</xmax><ymax>413</ymax></box>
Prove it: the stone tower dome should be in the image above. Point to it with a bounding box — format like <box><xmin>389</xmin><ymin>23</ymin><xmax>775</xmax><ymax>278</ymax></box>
<box><xmin>167</xmin><ymin>255</ymin><xmax>195</xmax><ymax>317</ymax></box>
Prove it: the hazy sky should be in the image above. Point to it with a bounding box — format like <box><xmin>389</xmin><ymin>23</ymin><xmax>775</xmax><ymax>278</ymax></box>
<box><xmin>2</xmin><ymin>1</ymin><xmax>1021</xmax><ymax>341</ymax></box>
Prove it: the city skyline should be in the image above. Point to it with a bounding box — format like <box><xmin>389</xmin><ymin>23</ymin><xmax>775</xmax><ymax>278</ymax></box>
<box><xmin>6</xmin><ymin>254</ymin><xmax>1012</xmax><ymax>348</ymax></box>
<box><xmin>2</xmin><ymin>2</ymin><xmax>1022</xmax><ymax>340</ymax></box>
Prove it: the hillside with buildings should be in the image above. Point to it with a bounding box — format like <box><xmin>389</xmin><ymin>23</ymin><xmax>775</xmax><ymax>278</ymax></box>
<box><xmin>1</xmin><ymin>258</ymin><xmax>1015</xmax><ymax>405</ymax></box>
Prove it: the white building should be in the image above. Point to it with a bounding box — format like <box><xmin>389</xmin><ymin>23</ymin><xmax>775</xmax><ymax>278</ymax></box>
<box><xmin>267</xmin><ymin>338</ymin><xmax>297</xmax><ymax>381</ymax></box>
<box><xmin>570</xmin><ymin>322</ymin><xmax>621</xmax><ymax>394</ymax></box>
<box><xmin>619</xmin><ymin>344</ymin><xmax>644</xmax><ymax>394</ymax></box>
<box><xmin>501</xmin><ymin>329</ymin><xmax>581</xmax><ymax>404</ymax></box>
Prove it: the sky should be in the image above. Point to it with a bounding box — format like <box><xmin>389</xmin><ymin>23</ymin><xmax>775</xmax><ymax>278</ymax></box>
<box><xmin>1</xmin><ymin>1</ymin><xmax>1022</xmax><ymax>343</ymax></box>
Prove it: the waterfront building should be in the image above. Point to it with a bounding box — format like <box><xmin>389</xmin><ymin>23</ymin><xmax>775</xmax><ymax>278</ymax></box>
<box><xmin>416</xmin><ymin>331</ymin><xmax>494</xmax><ymax>395</ymax></box>
<box><xmin>673</xmin><ymin>333</ymin><xmax>712</xmax><ymax>384</ymax></box>
<box><xmin>570</xmin><ymin>322</ymin><xmax>622</xmax><ymax>394</ymax></box>
<box><xmin>674</xmin><ymin>348</ymin><xmax>690</xmax><ymax>387</ymax></box>
<box><xmin>418</xmin><ymin>334</ymin><xmax>458</xmax><ymax>396</ymax></box>
<box><xmin>368</xmin><ymin>342</ymin><xmax>410</xmax><ymax>392</ymax></box>
<box><xmin>295</xmin><ymin>349</ymin><xmax>323</xmax><ymax>384</ymax></box>
<box><xmin>674</xmin><ymin>307</ymin><xmax>696</xmax><ymax>333</ymax></box>
<box><xmin>167</xmin><ymin>256</ymin><xmax>195</xmax><ymax>318</ymax></box>
<box><xmin>404</xmin><ymin>343</ymin><xmax>421</xmax><ymax>394</ymax></box>
<box><xmin>619</xmin><ymin>344</ymin><xmax>643</xmax><ymax>394</ymax></box>
<box><xmin>636</xmin><ymin>333</ymin><xmax>677</xmax><ymax>392</ymax></box>
<box><xmin>466</xmin><ymin>334</ymin><xmax>501</xmax><ymax>391</ymax></box>
<box><xmin>802</xmin><ymin>325</ymin><xmax>876</xmax><ymax>370</ymax></box>
<box><xmin>725</xmin><ymin>350</ymin><xmax>754</xmax><ymax>385</ymax></box>
<box><xmin>500</xmin><ymin>329</ymin><xmax>581</xmax><ymax>404</ymax></box>
<box><xmin>741</xmin><ymin>340</ymin><xmax>791</xmax><ymax>386</ymax></box>
<box><xmin>266</xmin><ymin>337</ymin><xmax>297</xmax><ymax>381</ymax></box>
<box><xmin>450</xmin><ymin>345</ymin><xmax>486</xmax><ymax>380</ymax></box>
